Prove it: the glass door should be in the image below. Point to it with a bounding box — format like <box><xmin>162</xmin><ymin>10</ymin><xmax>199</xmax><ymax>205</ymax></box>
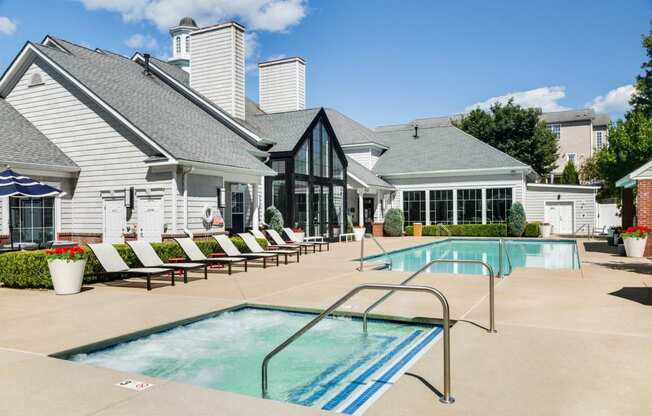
<box><xmin>231</xmin><ymin>186</ymin><xmax>245</xmax><ymax>233</ymax></box>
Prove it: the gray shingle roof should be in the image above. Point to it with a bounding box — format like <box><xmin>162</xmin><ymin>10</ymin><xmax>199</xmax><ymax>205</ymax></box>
<box><xmin>346</xmin><ymin>156</ymin><xmax>393</xmax><ymax>189</ymax></box>
<box><xmin>540</xmin><ymin>108</ymin><xmax>595</xmax><ymax>123</ymax></box>
<box><xmin>245</xmin><ymin>108</ymin><xmax>321</xmax><ymax>152</ymax></box>
<box><xmin>373</xmin><ymin>125</ymin><xmax>529</xmax><ymax>175</ymax></box>
<box><xmin>324</xmin><ymin>108</ymin><xmax>388</xmax><ymax>147</ymax></box>
<box><xmin>0</xmin><ymin>99</ymin><xmax>78</xmax><ymax>170</ymax></box>
<box><xmin>150</xmin><ymin>57</ymin><xmax>189</xmax><ymax>86</ymax></box>
<box><xmin>34</xmin><ymin>38</ymin><xmax>273</xmax><ymax>174</ymax></box>
<box><xmin>593</xmin><ymin>112</ymin><xmax>611</xmax><ymax>126</ymax></box>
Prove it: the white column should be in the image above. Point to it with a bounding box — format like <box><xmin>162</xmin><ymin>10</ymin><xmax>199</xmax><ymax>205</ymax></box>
<box><xmin>481</xmin><ymin>188</ymin><xmax>487</xmax><ymax>224</ymax></box>
<box><xmin>358</xmin><ymin>190</ymin><xmax>364</xmax><ymax>227</ymax></box>
<box><xmin>171</xmin><ymin>169</ymin><xmax>177</xmax><ymax>233</ymax></box>
<box><xmin>1</xmin><ymin>197</ymin><xmax>8</xmax><ymax>235</ymax></box>
<box><xmin>183</xmin><ymin>171</ymin><xmax>189</xmax><ymax>230</ymax></box>
<box><xmin>252</xmin><ymin>182</ymin><xmax>259</xmax><ymax>230</ymax></box>
<box><xmin>425</xmin><ymin>189</ymin><xmax>431</xmax><ymax>225</ymax></box>
<box><xmin>452</xmin><ymin>189</ymin><xmax>458</xmax><ymax>225</ymax></box>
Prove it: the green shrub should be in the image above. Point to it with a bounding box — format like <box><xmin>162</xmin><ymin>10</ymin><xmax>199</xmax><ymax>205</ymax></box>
<box><xmin>560</xmin><ymin>161</ymin><xmax>579</xmax><ymax>185</ymax></box>
<box><xmin>524</xmin><ymin>222</ymin><xmax>542</xmax><ymax>237</ymax></box>
<box><xmin>404</xmin><ymin>224</ymin><xmax>506</xmax><ymax>237</ymax></box>
<box><xmin>0</xmin><ymin>237</ymin><xmax>268</xmax><ymax>289</ymax></box>
<box><xmin>264</xmin><ymin>206</ymin><xmax>284</xmax><ymax>233</ymax></box>
<box><xmin>507</xmin><ymin>202</ymin><xmax>526</xmax><ymax>237</ymax></box>
<box><xmin>384</xmin><ymin>208</ymin><xmax>404</xmax><ymax>236</ymax></box>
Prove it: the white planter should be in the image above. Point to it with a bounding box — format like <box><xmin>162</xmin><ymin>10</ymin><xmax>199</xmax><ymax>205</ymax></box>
<box><xmin>353</xmin><ymin>228</ymin><xmax>366</xmax><ymax>241</ymax></box>
<box><xmin>624</xmin><ymin>237</ymin><xmax>647</xmax><ymax>258</ymax></box>
<box><xmin>541</xmin><ymin>224</ymin><xmax>552</xmax><ymax>238</ymax></box>
<box><xmin>48</xmin><ymin>259</ymin><xmax>87</xmax><ymax>295</ymax></box>
<box><xmin>294</xmin><ymin>231</ymin><xmax>305</xmax><ymax>242</ymax></box>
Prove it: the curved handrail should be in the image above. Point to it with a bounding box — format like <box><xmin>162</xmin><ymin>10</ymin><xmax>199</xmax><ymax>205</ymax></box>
<box><xmin>499</xmin><ymin>238</ymin><xmax>513</xmax><ymax>276</ymax></box>
<box><xmin>435</xmin><ymin>223</ymin><xmax>452</xmax><ymax>237</ymax></box>
<box><xmin>358</xmin><ymin>234</ymin><xmax>392</xmax><ymax>271</ymax></box>
<box><xmin>261</xmin><ymin>283</ymin><xmax>455</xmax><ymax>404</ymax></box>
<box><xmin>362</xmin><ymin>259</ymin><xmax>496</xmax><ymax>334</ymax></box>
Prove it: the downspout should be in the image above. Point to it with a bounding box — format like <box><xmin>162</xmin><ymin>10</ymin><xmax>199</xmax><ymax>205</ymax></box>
<box><xmin>182</xmin><ymin>167</ymin><xmax>193</xmax><ymax>235</ymax></box>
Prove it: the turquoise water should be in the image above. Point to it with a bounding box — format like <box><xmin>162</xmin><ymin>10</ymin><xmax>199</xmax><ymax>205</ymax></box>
<box><xmin>369</xmin><ymin>239</ymin><xmax>580</xmax><ymax>275</ymax></box>
<box><xmin>69</xmin><ymin>308</ymin><xmax>441</xmax><ymax>413</ymax></box>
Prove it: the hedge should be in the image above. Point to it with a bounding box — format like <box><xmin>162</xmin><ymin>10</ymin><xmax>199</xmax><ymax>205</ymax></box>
<box><xmin>0</xmin><ymin>237</ymin><xmax>268</xmax><ymax>289</ymax></box>
<box><xmin>405</xmin><ymin>224</ymin><xmax>507</xmax><ymax>237</ymax></box>
<box><xmin>523</xmin><ymin>222</ymin><xmax>542</xmax><ymax>237</ymax></box>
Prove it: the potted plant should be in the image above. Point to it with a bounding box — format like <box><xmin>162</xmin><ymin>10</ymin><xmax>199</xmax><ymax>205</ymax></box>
<box><xmin>621</xmin><ymin>226</ymin><xmax>652</xmax><ymax>258</ymax></box>
<box><xmin>46</xmin><ymin>246</ymin><xmax>88</xmax><ymax>295</ymax></box>
<box><xmin>541</xmin><ymin>222</ymin><xmax>552</xmax><ymax>238</ymax></box>
<box><xmin>292</xmin><ymin>227</ymin><xmax>305</xmax><ymax>242</ymax></box>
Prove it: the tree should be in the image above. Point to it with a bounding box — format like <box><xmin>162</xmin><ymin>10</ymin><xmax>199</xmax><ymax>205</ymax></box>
<box><xmin>629</xmin><ymin>23</ymin><xmax>652</xmax><ymax>117</ymax></box>
<box><xmin>507</xmin><ymin>202</ymin><xmax>526</xmax><ymax>237</ymax></box>
<box><xmin>264</xmin><ymin>206</ymin><xmax>284</xmax><ymax>233</ymax></box>
<box><xmin>560</xmin><ymin>161</ymin><xmax>579</xmax><ymax>184</ymax></box>
<box><xmin>579</xmin><ymin>153</ymin><xmax>601</xmax><ymax>184</ymax></box>
<box><xmin>454</xmin><ymin>100</ymin><xmax>559</xmax><ymax>175</ymax></box>
<box><xmin>384</xmin><ymin>208</ymin><xmax>404</xmax><ymax>236</ymax></box>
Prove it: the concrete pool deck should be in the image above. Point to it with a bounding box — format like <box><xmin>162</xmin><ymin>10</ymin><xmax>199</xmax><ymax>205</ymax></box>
<box><xmin>0</xmin><ymin>237</ymin><xmax>650</xmax><ymax>415</ymax></box>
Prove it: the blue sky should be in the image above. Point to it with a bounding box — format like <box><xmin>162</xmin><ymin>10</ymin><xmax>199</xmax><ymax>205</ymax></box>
<box><xmin>0</xmin><ymin>0</ymin><xmax>649</xmax><ymax>126</ymax></box>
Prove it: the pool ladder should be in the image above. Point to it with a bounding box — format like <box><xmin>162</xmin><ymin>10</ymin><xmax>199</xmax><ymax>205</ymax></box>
<box><xmin>261</xmin><ymin>282</ymin><xmax>455</xmax><ymax>404</ymax></box>
<box><xmin>435</xmin><ymin>223</ymin><xmax>452</xmax><ymax>236</ymax></box>
<box><xmin>357</xmin><ymin>234</ymin><xmax>393</xmax><ymax>271</ymax></box>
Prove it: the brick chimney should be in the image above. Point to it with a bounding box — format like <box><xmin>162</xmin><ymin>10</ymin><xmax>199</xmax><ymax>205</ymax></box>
<box><xmin>258</xmin><ymin>57</ymin><xmax>306</xmax><ymax>113</ymax></box>
<box><xmin>189</xmin><ymin>22</ymin><xmax>246</xmax><ymax>120</ymax></box>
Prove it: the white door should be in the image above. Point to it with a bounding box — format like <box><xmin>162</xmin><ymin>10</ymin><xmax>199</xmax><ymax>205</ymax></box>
<box><xmin>545</xmin><ymin>202</ymin><xmax>573</xmax><ymax>234</ymax></box>
<box><xmin>104</xmin><ymin>199</ymin><xmax>125</xmax><ymax>244</ymax></box>
<box><xmin>138</xmin><ymin>198</ymin><xmax>163</xmax><ymax>242</ymax></box>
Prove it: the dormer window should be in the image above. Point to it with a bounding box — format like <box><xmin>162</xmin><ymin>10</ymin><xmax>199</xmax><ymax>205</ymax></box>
<box><xmin>185</xmin><ymin>36</ymin><xmax>190</xmax><ymax>53</ymax></box>
<box><xmin>28</xmin><ymin>72</ymin><xmax>44</xmax><ymax>87</ymax></box>
<box><xmin>175</xmin><ymin>36</ymin><xmax>181</xmax><ymax>54</ymax></box>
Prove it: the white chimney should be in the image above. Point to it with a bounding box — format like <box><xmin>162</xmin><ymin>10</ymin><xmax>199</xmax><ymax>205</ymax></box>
<box><xmin>258</xmin><ymin>57</ymin><xmax>306</xmax><ymax>113</ymax></box>
<box><xmin>190</xmin><ymin>22</ymin><xmax>245</xmax><ymax>120</ymax></box>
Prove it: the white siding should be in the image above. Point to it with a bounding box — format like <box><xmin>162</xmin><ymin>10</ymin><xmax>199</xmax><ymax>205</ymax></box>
<box><xmin>345</xmin><ymin>149</ymin><xmax>373</xmax><ymax>170</ymax></box>
<box><xmin>186</xmin><ymin>174</ymin><xmax>223</xmax><ymax>231</ymax></box>
<box><xmin>5</xmin><ymin>60</ymin><xmax>173</xmax><ymax>237</ymax></box>
<box><xmin>259</xmin><ymin>58</ymin><xmax>305</xmax><ymax>114</ymax></box>
<box><xmin>525</xmin><ymin>185</ymin><xmax>597</xmax><ymax>232</ymax></box>
<box><xmin>190</xmin><ymin>24</ymin><xmax>245</xmax><ymax>119</ymax></box>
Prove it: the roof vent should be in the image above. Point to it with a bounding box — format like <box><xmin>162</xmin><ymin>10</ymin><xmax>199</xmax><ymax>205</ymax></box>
<box><xmin>143</xmin><ymin>53</ymin><xmax>151</xmax><ymax>76</ymax></box>
<box><xmin>28</xmin><ymin>73</ymin><xmax>44</xmax><ymax>87</ymax></box>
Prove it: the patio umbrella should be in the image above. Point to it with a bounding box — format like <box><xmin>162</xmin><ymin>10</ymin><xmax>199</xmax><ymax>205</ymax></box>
<box><xmin>0</xmin><ymin>168</ymin><xmax>63</xmax><ymax>249</ymax></box>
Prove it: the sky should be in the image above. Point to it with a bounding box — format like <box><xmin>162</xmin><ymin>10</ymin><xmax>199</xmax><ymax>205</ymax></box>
<box><xmin>0</xmin><ymin>0</ymin><xmax>649</xmax><ymax>127</ymax></box>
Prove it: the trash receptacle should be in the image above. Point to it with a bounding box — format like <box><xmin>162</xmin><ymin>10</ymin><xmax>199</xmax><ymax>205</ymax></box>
<box><xmin>413</xmin><ymin>223</ymin><xmax>423</xmax><ymax>237</ymax></box>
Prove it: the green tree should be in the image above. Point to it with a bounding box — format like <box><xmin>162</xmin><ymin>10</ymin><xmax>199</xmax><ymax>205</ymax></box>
<box><xmin>560</xmin><ymin>161</ymin><xmax>579</xmax><ymax>184</ymax></box>
<box><xmin>629</xmin><ymin>23</ymin><xmax>652</xmax><ymax>116</ymax></box>
<box><xmin>454</xmin><ymin>100</ymin><xmax>559</xmax><ymax>175</ymax></box>
<box><xmin>579</xmin><ymin>153</ymin><xmax>601</xmax><ymax>184</ymax></box>
<box><xmin>507</xmin><ymin>202</ymin><xmax>526</xmax><ymax>237</ymax></box>
<box><xmin>264</xmin><ymin>206</ymin><xmax>284</xmax><ymax>233</ymax></box>
<box><xmin>384</xmin><ymin>208</ymin><xmax>404</xmax><ymax>236</ymax></box>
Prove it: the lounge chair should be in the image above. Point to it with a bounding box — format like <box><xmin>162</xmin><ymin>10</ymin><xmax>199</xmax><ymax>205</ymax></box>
<box><xmin>264</xmin><ymin>229</ymin><xmax>308</xmax><ymax>254</ymax></box>
<box><xmin>213</xmin><ymin>234</ymin><xmax>279</xmax><ymax>268</ymax></box>
<box><xmin>175</xmin><ymin>238</ymin><xmax>248</xmax><ymax>275</ymax></box>
<box><xmin>284</xmin><ymin>228</ymin><xmax>330</xmax><ymax>251</ymax></box>
<box><xmin>127</xmin><ymin>241</ymin><xmax>207</xmax><ymax>283</ymax></box>
<box><xmin>238</xmin><ymin>233</ymin><xmax>300</xmax><ymax>264</ymax></box>
<box><xmin>87</xmin><ymin>243</ymin><xmax>175</xmax><ymax>291</ymax></box>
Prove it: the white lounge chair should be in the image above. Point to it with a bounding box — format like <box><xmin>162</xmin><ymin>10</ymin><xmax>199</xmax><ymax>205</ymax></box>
<box><xmin>238</xmin><ymin>233</ymin><xmax>300</xmax><ymax>264</ymax></box>
<box><xmin>264</xmin><ymin>229</ymin><xmax>307</xmax><ymax>254</ymax></box>
<box><xmin>175</xmin><ymin>238</ymin><xmax>248</xmax><ymax>275</ymax></box>
<box><xmin>88</xmin><ymin>243</ymin><xmax>175</xmax><ymax>291</ymax></box>
<box><xmin>127</xmin><ymin>240</ymin><xmax>207</xmax><ymax>283</ymax></box>
<box><xmin>284</xmin><ymin>228</ymin><xmax>330</xmax><ymax>251</ymax></box>
<box><xmin>213</xmin><ymin>234</ymin><xmax>279</xmax><ymax>268</ymax></box>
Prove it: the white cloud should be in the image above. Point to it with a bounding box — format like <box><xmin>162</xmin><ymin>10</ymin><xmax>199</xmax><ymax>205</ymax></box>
<box><xmin>0</xmin><ymin>16</ymin><xmax>17</xmax><ymax>36</ymax></box>
<box><xmin>125</xmin><ymin>33</ymin><xmax>159</xmax><ymax>50</ymax></box>
<box><xmin>77</xmin><ymin>0</ymin><xmax>307</xmax><ymax>32</ymax></box>
<box><xmin>588</xmin><ymin>84</ymin><xmax>635</xmax><ymax>114</ymax></box>
<box><xmin>465</xmin><ymin>86</ymin><xmax>569</xmax><ymax>113</ymax></box>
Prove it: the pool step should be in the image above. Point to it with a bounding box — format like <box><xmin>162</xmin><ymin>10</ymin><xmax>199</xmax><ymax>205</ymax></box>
<box><xmin>289</xmin><ymin>327</ymin><xmax>442</xmax><ymax>414</ymax></box>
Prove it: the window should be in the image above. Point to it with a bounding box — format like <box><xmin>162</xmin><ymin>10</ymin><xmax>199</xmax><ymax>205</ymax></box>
<box><xmin>595</xmin><ymin>131</ymin><xmax>605</xmax><ymax>149</ymax></box>
<box><xmin>312</xmin><ymin>122</ymin><xmax>329</xmax><ymax>177</ymax></box>
<box><xmin>567</xmin><ymin>153</ymin><xmax>576</xmax><ymax>165</ymax></box>
<box><xmin>486</xmin><ymin>188</ymin><xmax>513</xmax><ymax>224</ymax></box>
<box><xmin>403</xmin><ymin>191</ymin><xmax>426</xmax><ymax>225</ymax></box>
<box><xmin>185</xmin><ymin>36</ymin><xmax>190</xmax><ymax>53</ymax></box>
<box><xmin>429</xmin><ymin>190</ymin><xmax>453</xmax><ymax>224</ymax></box>
<box><xmin>457</xmin><ymin>189</ymin><xmax>482</xmax><ymax>224</ymax></box>
<box><xmin>333</xmin><ymin>150</ymin><xmax>344</xmax><ymax>179</ymax></box>
<box><xmin>294</xmin><ymin>180</ymin><xmax>309</xmax><ymax>232</ymax></box>
<box><xmin>271</xmin><ymin>160</ymin><xmax>285</xmax><ymax>174</ymax></box>
<box><xmin>548</xmin><ymin>123</ymin><xmax>561</xmax><ymax>140</ymax></box>
<box><xmin>175</xmin><ymin>36</ymin><xmax>181</xmax><ymax>53</ymax></box>
<box><xmin>295</xmin><ymin>140</ymin><xmax>309</xmax><ymax>175</ymax></box>
<box><xmin>271</xmin><ymin>180</ymin><xmax>287</xmax><ymax>216</ymax></box>
<box><xmin>10</xmin><ymin>197</ymin><xmax>55</xmax><ymax>244</ymax></box>
<box><xmin>332</xmin><ymin>185</ymin><xmax>344</xmax><ymax>236</ymax></box>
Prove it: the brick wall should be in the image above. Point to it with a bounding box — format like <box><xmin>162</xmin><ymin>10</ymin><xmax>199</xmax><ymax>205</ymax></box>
<box><xmin>635</xmin><ymin>179</ymin><xmax>652</xmax><ymax>256</ymax></box>
<box><xmin>57</xmin><ymin>232</ymin><xmax>103</xmax><ymax>244</ymax></box>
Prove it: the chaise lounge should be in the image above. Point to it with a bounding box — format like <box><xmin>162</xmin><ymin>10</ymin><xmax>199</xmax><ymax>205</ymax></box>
<box><xmin>87</xmin><ymin>243</ymin><xmax>175</xmax><ymax>291</ymax></box>
<box><xmin>127</xmin><ymin>241</ymin><xmax>207</xmax><ymax>283</ymax></box>
<box><xmin>252</xmin><ymin>228</ymin><xmax>306</xmax><ymax>254</ymax></box>
<box><xmin>238</xmin><ymin>233</ymin><xmax>300</xmax><ymax>264</ymax></box>
<box><xmin>213</xmin><ymin>234</ymin><xmax>280</xmax><ymax>268</ymax></box>
<box><xmin>284</xmin><ymin>228</ymin><xmax>330</xmax><ymax>251</ymax></box>
<box><xmin>175</xmin><ymin>238</ymin><xmax>248</xmax><ymax>275</ymax></box>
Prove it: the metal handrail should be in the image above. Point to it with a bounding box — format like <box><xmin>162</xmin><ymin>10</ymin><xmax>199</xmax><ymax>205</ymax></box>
<box><xmin>358</xmin><ymin>234</ymin><xmax>392</xmax><ymax>271</ymax></box>
<box><xmin>573</xmin><ymin>224</ymin><xmax>592</xmax><ymax>238</ymax></box>
<box><xmin>261</xmin><ymin>283</ymin><xmax>455</xmax><ymax>404</ymax></box>
<box><xmin>499</xmin><ymin>238</ymin><xmax>512</xmax><ymax>277</ymax></box>
<box><xmin>435</xmin><ymin>223</ymin><xmax>452</xmax><ymax>237</ymax></box>
<box><xmin>362</xmin><ymin>259</ymin><xmax>496</xmax><ymax>334</ymax></box>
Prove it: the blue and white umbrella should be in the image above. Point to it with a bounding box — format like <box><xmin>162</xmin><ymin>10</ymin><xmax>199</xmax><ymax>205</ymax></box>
<box><xmin>0</xmin><ymin>169</ymin><xmax>62</xmax><ymax>198</ymax></box>
<box><xmin>0</xmin><ymin>169</ymin><xmax>63</xmax><ymax>249</ymax></box>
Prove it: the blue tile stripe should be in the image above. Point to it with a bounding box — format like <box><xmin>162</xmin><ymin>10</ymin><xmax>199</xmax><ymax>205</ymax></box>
<box><xmin>341</xmin><ymin>326</ymin><xmax>443</xmax><ymax>415</ymax></box>
<box><xmin>320</xmin><ymin>330</ymin><xmax>424</xmax><ymax>411</ymax></box>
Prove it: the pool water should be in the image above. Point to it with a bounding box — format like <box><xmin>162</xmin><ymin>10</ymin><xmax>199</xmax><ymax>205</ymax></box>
<box><xmin>69</xmin><ymin>307</ymin><xmax>442</xmax><ymax>414</ymax></box>
<box><xmin>368</xmin><ymin>239</ymin><xmax>580</xmax><ymax>275</ymax></box>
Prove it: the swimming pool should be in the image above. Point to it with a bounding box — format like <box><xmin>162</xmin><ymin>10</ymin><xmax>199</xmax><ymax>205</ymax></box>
<box><xmin>67</xmin><ymin>307</ymin><xmax>442</xmax><ymax>414</ymax></box>
<box><xmin>365</xmin><ymin>239</ymin><xmax>580</xmax><ymax>275</ymax></box>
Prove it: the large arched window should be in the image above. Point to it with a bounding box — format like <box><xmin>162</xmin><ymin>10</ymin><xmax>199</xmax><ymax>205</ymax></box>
<box><xmin>175</xmin><ymin>36</ymin><xmax>181</xmax><ymax>54</ymax></box>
